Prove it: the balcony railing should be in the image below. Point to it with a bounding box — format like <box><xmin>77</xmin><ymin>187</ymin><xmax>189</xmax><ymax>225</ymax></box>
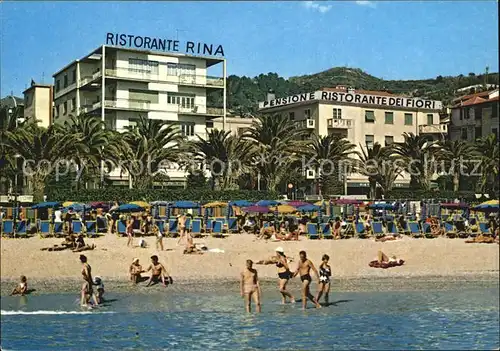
<box><xmin>418</xmin><ymin>124</ymin><xmax>448</xmax><ymax>134</ymax></box>
<box><xmin>104</xmin><ymin>68</ymin><xmax>224</xmax><ymax>87</ymax></box>
<box><xmin>79</xmin><ymin>70</ymin><xmax>102</xmax><ymax>88</ymax></box>
<box><xmin>54</xmin><ymin>82</ymin><xmax>77</xmax><ymax>98</ymax></box>
<box><xmin>103</xmin><ymin>99</ymin><xmax>223</xmax><ymax>116</ymax></box>
<box><xmin>327</xmin><ymin>118</ymin><xmax>352</xmax><ymax>129</ymax></box>
<box><xmin>105</xmin><ymin>98</ymin><xmax>150</xmax><ymax>111</ymax></box>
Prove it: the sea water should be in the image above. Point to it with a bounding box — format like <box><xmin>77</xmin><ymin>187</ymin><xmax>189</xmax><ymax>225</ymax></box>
<box><xmin>1</xmin><ymin>282</ymin><xmax>499</xmax><ymax>350</ymax></box>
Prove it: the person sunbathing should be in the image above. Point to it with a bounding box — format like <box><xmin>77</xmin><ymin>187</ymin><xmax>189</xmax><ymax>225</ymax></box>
<box><xmin>465</xmin><ymin>234</ymin><xmax>495</xmax><ymax>244</ymax></box>
<box><xmin>184</xmin><ymin>236</ymin><xmax>204</xmax><ymax>254</ymax></box>
<box><xmin>375</xmin><ymin>235</ymin><xmax>399</xmax><ymax>242</ymax></box>
<box><xmin>369</xmin><ymin>250</ymin><xmax>404</xmax><ymax>268</ymax></box>
<box><xmin>73</xmin><ymin>243</ymin><xmax>96</xmax><ymax>252</ymax></box>
<box><xmin>10</xmin><ymin>275</ymin><xmax>28</xmax><ymax>296</ymax></box>
<box><xmin>274</xmin><ymin>230</ymin><xmax>299</xmax><ymax>241</ymax></box>
<box><xmin>129</xmin><ymin>258</ymin><xmax>145</xmax><ymax>284</ymax></box>
<box><xmin>257</xmin><ymin>226</ymin><xmax>275</xmax><ymax>240</ymax></box>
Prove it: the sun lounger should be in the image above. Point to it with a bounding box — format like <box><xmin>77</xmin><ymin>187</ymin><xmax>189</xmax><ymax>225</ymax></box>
<box><xmin>1</xmin><ymin>220</ymin><xmax>14</xmax><ymax>237</ymax></box>
<box><xmin>421</xmin><ymin>223</ymin><xmax>435</xmax><ymax>238</ymax></box>
<box><xmin>408</xmin><ymin>221</ymin><xmax>423</xmax><ymax>238</ymax></box>
<box><xmin>454</xmin><ymin>221</ymin><xmax>469</xmax><ymax>238</ymax></box>
<box><xmin>191</xmin><ymin>219</ymin><xmax>202</xmax><ymax>238</ymax></box>
<box><xmin>205</xmin><ymin>218</ymin><xmax>214</xmax><ymax>233</ymax></box>
<box><xmin>53</xmin><ymin>222</ymin><xmax>64</xmax><ymax>237</ymax></box>
<box><xmin>443</xmin><ymin>222</ymin><xmax>457</xmax><ymax>238</ymax></box>
<box><xmin>212</xmin><ymin>220</ymin><xmax>225</xmax><ymax>238</ymax></box>
<box><xmin>73</xmin><ymin>221</ymin><xmax>83</xmax><ymax>235</ymax></box>
<box><xmin>227</xmin><ymin>217</ymin><xmax>238</xmax><ymax>233</ymax></box>
<box><xmin>479</xmin><ymin>222</ymin><xmax>492</xmax><ymax>236</ymax></box>
<box><xmin>307</xmin><ymin>223</ymin><xmax>320</xmax><ymax>239</ymax></box>
<box><xmin>38</xmin><ymin>220</ymin><xmax>51</xmax><ymax>238</ymax></box>
<box><xmin>117</xmin><ymin>220</ymin><xmax>127</xmax><ymax>236</ymax></box>
<box><xmin>320</xmin><ymin>223</ymin><xmax>333</xmax><ymax>239</ymax></box>
<box><xmin>355</xmin><ymin>222</ymin><xmax>368</xmax><ymax>239</ymax></box>
<box><xmin>168</xmin><ymin>219</ymin><xmax>178</xmax><ymax>237</ymax></box>
<box><xmin>371</xmin><ymin>222</ymin><xmax>385</xmax><ymax>238</ymax></box>
<box><xmin>86</xmin><ymin>221</ymin><xmax>97</xmax><ymax>238</ymax></box>
<box><xmin>386</xmin><ymin>222</ymin><xmax>398</xmax><ymax>236</ymax></box>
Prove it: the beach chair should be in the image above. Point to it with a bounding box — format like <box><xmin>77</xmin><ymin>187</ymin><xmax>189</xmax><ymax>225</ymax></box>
<box><xmin>212</xmin><ymin>220</ymin><xmax>225</xmax><ymax>238</ymax></box>
<box><xmin>355</xmin><ymin>222</ymin><xmax>368</xmax><ymax>239</ymax></box>
<box><xmin>117</xmin><ymin>220</ymin><xmax>127</xmax><ymax>236</ymax></box>
<box><xmin>454</xmin><ymin>221</ymin><xmax>469</xmax><ymax>238</ymax></box>
<box><xmin>168</xmin><ymin>218</ymin><xmax>178</xmax><ymax>237</ymax></box>
<box><xmin>421</xmin><ymin>223</ymin><xmax>435</xmax><ymax>239</ymax></box>
<box><xmin>1</xmin><ymin>219</ymin><xmax>14</xmax><ymax>237</ymax></box>
<box><xmin>38</xmin><ymin>220</ymin><xmax>51</xmax><ymax>238</ymax></box>
<box><xmin>397</xmin><ymin>221</ymin><xmax>411</xmax><ymax>236</ymax></box>
<box><xmin>408</xmin><ymin>222</ymin><xmax>423</xmax><ymax>238</ymax></box>
<box><xmin>185</xmin><ymin>217</ymin><xmax>191</xmax><ymax>231</ymax></box>
<box><xmin>371</xmin><ymin>222</ymin><xmax>385</xmax><ymax>238</ymax></box>
<box><xmin>53</xmin><ymin>222</ymin><xmax>64</xmax><ymax>237</ymax></box>
<box><xmin>97</xmin><ymin>217</ymin><xmax>107</xmax><ymax>233</ymax></box>
<box><xmin>443</xmin><ymin>222</ymin><xmax>457</xmax><ymax>238</ymax></box>
<box><xmin>320</xmin><ymin>223</ymin><xmax>333</xmax><ymax>239</ymax></box>
<box><xmin>73</xmin><ymin>221</ymin><xmax>83</xmax><ymax>235</ymax></box>
<box><xmin>86</xmin><ymin>221</ymin><xmax>97</xmax><ymax>238</ymax></box>
<box><xmin>478</xmin><ymin>222</ymin><xmax>492</xmax><ymax>237</ymax></box>
<box><xmin>191</xmin><ymin>219</ymin><xmax>202</xmax><ymax>238</ymax></box>
<box><xmin>205</xmin><ymin>218</ymin><xmax>214</xmax><ymax>233</ymax></box>
<box><xmin>386</xmin><ymin>222</ymin><xmax>398</xmax><ymax>236</ymax></box>
<box><xmin>307</xmin><ymin>223</ymin><xmax>320</xmax><ymax>239</ymax></box>
<box><xmin>227</xmin><ymin>217</ymin><xmax>238</xmax><ymax>233</ymax></box>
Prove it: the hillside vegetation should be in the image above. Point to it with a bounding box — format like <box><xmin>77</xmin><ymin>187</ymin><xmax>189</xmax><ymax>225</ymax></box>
<box><xmin>209</xmin><ymin>67</ymin><xmax>499</xmax><ymax>114</ymax></box>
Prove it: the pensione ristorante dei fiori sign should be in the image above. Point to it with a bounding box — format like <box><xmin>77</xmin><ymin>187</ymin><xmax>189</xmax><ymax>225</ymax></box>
<box><xmin>258</xmin><ymin>91</ymin><xmax>443</xmax><ymax>110</ymax></box>
<box><xmin>106</xmin><ymin>33</ymin><xmax>225</xmax><ymax>56</ymax></box>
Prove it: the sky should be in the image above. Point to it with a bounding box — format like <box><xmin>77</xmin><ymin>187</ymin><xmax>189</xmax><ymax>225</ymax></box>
<box><xmin>1</xmin><ymin>1</ymin><xmax>498</xmax><ymax>97</ymax></box>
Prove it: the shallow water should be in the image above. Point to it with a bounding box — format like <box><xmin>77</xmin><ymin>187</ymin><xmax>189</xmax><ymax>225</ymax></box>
<box><xmin>1</xmin><ymin>283</ymin><xmax>499</xmax><ymax>350</ymax></box>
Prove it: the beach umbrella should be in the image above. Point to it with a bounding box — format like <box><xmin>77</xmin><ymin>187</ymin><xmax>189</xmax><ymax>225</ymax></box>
<box><xmin>150</xmin><ymin>201</ymin><xmax>169</xmax><ymax>206</ymax></box>
<box><xmin>271</xmin><ymin>205</ymin><xmax>297</xmax><ymax>214</ymax></box>
<box><xmin>204</xmin><ymin>201</ymin><xmax>228</xmax><ymax>208</ymax></box>
<box><xmin>287</xmin><ymin>200</ymin><xmax>309</xmax><ymax>207</ymax></box>
<box><xmin>314</xmin><ymin>200</ymin><xmax>326</xmax><ymax>207</ymax></box>
<box><xmin>255</xmin><ymin>200</ymin><xmax>279</xmax><ymax>207</ymax></box>
<box><xmin>62</xmin><ymin>201</ymin><xmax>76</xmax><ymax>207</ymax></box>
<box><xmin>62</xmin><ymin>203</ymin><xmax>91</xmax><ymax>212</ymax></box>
<box><xmin>130</xmin><ymin>201</ymin><xmax>150</xmax><ymax>208</ymax></box>
<box><xmin>367</xmin><ymin>203</ymin><xmax>394</xmax><ymax>210</ymax></box>
<box><xmin>113</xmin><ymin>203</ymin><xmax>145</xmax><ymax>213</ymax></box>
<box><xmin>242</xmin><ymin>205</ymin><xmax>270</xmax><ymax>214</ymax></box>
<box><xmin>229</xmin><ymin>200</ymin><xmax>253</xmax><ymax>207</ymax></box>
<box><xmin>473</xmin><ymin>200</ymin><xmax>499</xmax><ymax>212</ymax></box>
<box><xmin>171</xmin><ymin>201</ymin><xmax>200</xmax><ymax>209</ymax></box>
<box><xmin>31</xmin><ymin>201</ymin><xmax>61</xmax><ymax>209</ymax></box>
<box><xmin>89</xmin><ymin>201</ymin><xmax>108</xmax><ymax>209</ymax></box>
<box><xmin>297</xmin><ymin>204</ymin><xmax>320</xmax><ymax>212</ymax></box>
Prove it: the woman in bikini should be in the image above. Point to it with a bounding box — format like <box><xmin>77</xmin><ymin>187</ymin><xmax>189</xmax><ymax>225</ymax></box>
<box><xmin>255</xmin><ymin>247</ymin><xmax>295</xmax><ymax>304</ymax></box>
<box><xmin>315</xmin><ymin>254</ymin><xmax>332</xmax><ymax>304</ymax></box>
<box><xmin>126</xmin><ymin>216</ymin><xmax>134</xmax><ymax>247</ymax></box>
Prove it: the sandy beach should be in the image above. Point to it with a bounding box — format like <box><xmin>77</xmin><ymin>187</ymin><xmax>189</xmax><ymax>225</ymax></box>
<box><xmin>1</xmin><ymin>234</ymin><xmax>499</xmax><ymax>285</ymax></box>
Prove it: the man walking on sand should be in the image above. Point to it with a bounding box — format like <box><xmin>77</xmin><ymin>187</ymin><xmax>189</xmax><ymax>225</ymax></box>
<box><xmin>177</xmin><ymin>213</ymin><xmax>189</xmax><ymax>245</ymax></box>
<box><xmin>293</xmin><ymin>251</ymin><xmax>321</xmax><ymax>309</ymax></box>
<box><xmin>240</xmin><ymin>259</ymin><xmax>261</xmax><ymax>313</ymax></box>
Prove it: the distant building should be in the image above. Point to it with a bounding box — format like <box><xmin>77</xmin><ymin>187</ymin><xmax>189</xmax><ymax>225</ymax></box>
<box><xmin>258</xmin><ymin>86</ymin><xmax>444</xmax><ymax>195</ymax></box>
<box><xmin>210</xmin><ymin>115</ymin><xmax>254</xmax><ymax>136</ymax></box>
<box><xmin>0</xmin><ymin>95</ymin><xmax>24</xmax><ymax>123</ymax></box>
<box><xmin>449</xmin><ymin>89</ymin><xmax>499</xmax><ymax>141</ymax></box>
<box><xmin>23</xmin><ymin>83</ymin><xmax>54</xmax><ymax>127</ymax></box>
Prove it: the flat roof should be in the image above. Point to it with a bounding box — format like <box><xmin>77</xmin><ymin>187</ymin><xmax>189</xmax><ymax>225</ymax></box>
<box><xmin>53</xmin><ymin>45</ymin><xmax>224</xmax><ymax>77</ymax></box>
<box><xmin>23</xmin><ymin>84</ymin><xmax>53</xmax><ymax>94</ymax></box>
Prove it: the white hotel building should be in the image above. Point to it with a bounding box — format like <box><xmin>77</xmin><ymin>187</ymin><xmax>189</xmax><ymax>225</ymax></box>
<box><xmin>258</xmin><ymin>87</ymin><xmax>444</xmax><ymax>195</ymax></box>
<box><xmin>52</xmin><ymin>45</ymin><xmax>226</xmax><ymax>186</ymax></box>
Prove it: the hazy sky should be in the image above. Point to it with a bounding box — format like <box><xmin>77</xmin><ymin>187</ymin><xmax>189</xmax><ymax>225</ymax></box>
<box><xmin>1</xmin><ymin>1</ymin><xmax>498</xmax><ymax>96</ymax></box>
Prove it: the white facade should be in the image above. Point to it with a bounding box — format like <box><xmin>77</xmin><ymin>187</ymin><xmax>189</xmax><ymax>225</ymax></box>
<box><xmin>52</xmin><ymin>45</ymin><xmax>227</xmax><ymax>185</ymax></box>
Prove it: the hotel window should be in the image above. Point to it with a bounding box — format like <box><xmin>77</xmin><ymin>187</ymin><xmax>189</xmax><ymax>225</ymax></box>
<box><xmin>71</xmin><ymin>98</ymin><xmax>76</xmax><ymax>111</ymax></box>
<box><xmin>304</xmin><ymin>109</ymin><xmax>311</xmax><ymax>119</ymax></box>
<box><xmin>365</xmin><ymin>135</ymin><xmax>374</xmax><ymax>149</ymax></box>
<box><xmin>384</xmin><ymin>112</ymin><xmax>393</xmax><ymax>124</ymax></box>
<box><xmin>129</xmin><ymin>58</ymin><xmax>159</xmax><ymax>75</ymax></box>
<box><xmin>289</xmin><ymin>112</ymin><xmax>295</xmax><ymax>121</ymax></box>
<box><xmin>64</xmin><ymin>74</ymin><xmax>68</xmax><ymax>88</ymax></box>
<box><xmin>167</xmin><ymin>63</ymin><xmax>177</xmax><ymax>76</ymax></box>
<box><xmin>475</xmin><ymin>127</ymin><xmax>482</xmax><ymax>139</ymax></box>
<box><xmin>180</xmin><ymin>123</ymin><xmax>195</xmax><ymax>136</ymax></box>
<box><xmin>72</xmin><ymin>70</ymin><xmax>76</xmax><ymax>83</ymax></box>
<box><xmin>63</xmin><ymin>101</ymin><xmax>67</xmax><ymax>115</ymax></box>
<box><xmin>385</xmin><ymin>136</ymin><xmax>394</xmax><ymax>146</ymax></box>
<box><xmin>427</xmin><ymin>114</ymin><xmax>434</xmax><ymax>125</ymax></box>
<box><xmin>206</xmin><ymin>121</ymin><xmax>214</xmax><ymax>128</ymax></box>
<box><xmin>332</xmin><ymin>108</ymin><xmax>342</xmax><ymax>119</ymax></box>
<box><xmin>460</xmin><ymin>128</ymin><xmax>468</xmax><ymax>140</ymax></box>
<box><xmin>167</xmin><ymin>93</ymin><xmax>195</xmax><ymax>109</ymax></box>
<box><xmin>178</xmin><ymin>63</ymin><xmax>196</xmax><ymax>76</ymax></box>
<box><xmin>25</xmin><ymin>94</ymin><xmax>32</xmax><ymax>107</ymax></box>
<box><xmin>56</xmin><ymin>80</ymin><xmax>60</xmax><ymax>92</ymax></box>
<box><xmin>492</xmin><ymin>103</ymin><xmax>498</xmax><ymax>118</ymax></box>
<box><xmin>365</xmin><ymin>110</ymin><xmax>375</xmax><ymax>123</ymax></box>
<box><xmin>404</xmin><ymin>113</ymin><xmax>413</xmax><ymax>125</ymax></box>
<box><xmin>129</xmin><ymin>89</ymin><xmax>159</xmax><ymax>104</ymax></box>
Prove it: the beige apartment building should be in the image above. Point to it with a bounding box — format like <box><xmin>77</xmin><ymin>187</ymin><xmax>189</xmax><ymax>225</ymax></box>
<box><xmin>258</xmin><ymin>86</ymin><xmax>444</xmax><ymax>194</ymax></box>
<box><xmin>23</xmin><ymin>83</ymin><xmax>53</xmax><ymax>127</ymax></box>
<box><xmin>449</xmin><ymin>89</ymin><xmax>499</xmax><ymax>141</ymax></box>
<box><xmin>52</xmin><ymin>45</ymin><xmax>227</xmax><ymax>186</ymax></box>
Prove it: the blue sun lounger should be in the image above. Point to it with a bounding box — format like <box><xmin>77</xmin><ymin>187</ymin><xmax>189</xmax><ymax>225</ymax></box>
<box><xmin>73</xmin><ymin>221</ymin><xmax>83</xmax><ymax>235</ymax></box>
<box><xmin>2</xmin><ymin>220</ymin><xmax>14</xmax><ymax>237</ymax></box>
<box><xmin>155</xmin><ymin>220</ymin><xmax>165</xmax><ymax>235</ymax></box>
<box><xmin>117</xmin><ymin>220</ymin><xmax>127</xmax><ymax>236</ymax></box>
<box><xmin>212</xmin><ymin>220</ymin><xmax>224</xmax><ymax>238</ymax></box>
<box><xmin>168</xmin><ymin>219</ymin><xmax>178</xmax><ymax>237</ymax></box>
<box><xmin>39</xmin><ymin>220</ymin><xmax>51</xmax><ymax>238</ymax></box>
<box><xmin>227</xmin><ymin>217</ymin><xmax>238</xmax><ymax>233</ymax></box>
<box><xmin>320</xmin><ymin>223</ymin><xmax>333</xmax><ymax>239</ymax></box>
<box><xmin>355</xmin><ymin>222</ymin><xmax>368</xmax><ymax>238</ymax></box>
<box><xmin>307</xmin><ymin>223</ymin><xmax>320</xmax><ymax>239</ymax></box>
<box><xmin>443</xmin><ymin>222</ymin><xmax>457</xmax><ymax>238</ymax></box>
<box><xmin>386</xmin><ymin>222</ymin><xmax>398</xmax><ymax>236</ymax></box>
<box><xmin>53</xmin><ymin>222</ymin><xmax>64</xmax><ymax>237</ymax></box>
<box><xmin>371</xmin><ymin>222</ymin><xmax>385</xmax><ymax>238</ymax></box>
<box><xmin>191</xmin><ymin>219</ymin><xmax>202</xmax><ymax>238</ymax></box>
<box><xmin>479</xmin><ymin>222</ymin><xmax>492</xmax><ymax>236</ymax></box>
<box><xmin>86</xmin><ymin>221</ymin><xmax>97</xmax><ymax>238</ymax></box>
<box><xmin>408</xmin><ymin>221</ymin><xmax>423</xmax><ymax>238</ymax></box>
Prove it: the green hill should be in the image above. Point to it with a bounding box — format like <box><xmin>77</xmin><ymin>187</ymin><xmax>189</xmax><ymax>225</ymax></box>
<box><xmin>208</xmin><ymin>67</ymin><xmax>499</xmax><ymax>114</ymax></box>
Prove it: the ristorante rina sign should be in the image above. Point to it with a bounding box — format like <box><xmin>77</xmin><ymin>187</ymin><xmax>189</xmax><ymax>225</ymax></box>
<box><xmin>106</xmin><ymin>33</ymin><xmax>224</xmax><ymax>57</ymax></box>
<box><xmin>259</xmin><ymin>91</ymin><xmax>442</xmax><ymax>110</ymax></box>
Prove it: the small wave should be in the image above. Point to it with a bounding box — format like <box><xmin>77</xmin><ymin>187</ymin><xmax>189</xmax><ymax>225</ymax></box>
<box><xmin>1</xmin><ymin>310</ymin><xmax>115</xmax><ymax>315</ymax></box>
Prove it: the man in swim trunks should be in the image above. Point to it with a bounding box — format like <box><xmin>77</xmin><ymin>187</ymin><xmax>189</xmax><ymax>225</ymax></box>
<box><xmin>240</xmin><ymin>259</ymin><xmax>261</xmax><ymax>313</ymax></box>
<box><xmin>177</xmin><ymin>213</ymin><xmax>188</xmax><ymax>244</ymax></box>
<box><xmin>293</xmin><ymin>250</ymin><xmax>321</xmax><ymax>309</ymax></box>
<box><xmin>146</xmin><ymin>255</ymin><xmax>172</xmax><ymax>287</ymax></box>
<box><xmin>80</xmin><ymin>255</ymin><xmax>98</xmax><ymax>307</ymax></box>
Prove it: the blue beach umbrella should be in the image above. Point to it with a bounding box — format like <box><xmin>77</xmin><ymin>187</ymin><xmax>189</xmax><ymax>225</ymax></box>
<box><xmin>229</xmin><ymin>200</ymin><xmax>253</xmax><ymax>207</ymax></box>
<box><xmin>31</xmin><ymin>201</ymin><xmax>61</xmax><ymax>209</ymax></box>
<box><xmin>113</xmin><ymin>203</ymin><xmax>144</xmax><ymax>213</ymax></box>
<box><xmin>62</xmin><ymin>203</ymin><xmax>91</xmax><ymax>212</ymax></box>
<box><xmin>171</xmin><ymin>201</ymin><xmax>200</xmax><ymax>209</ymax></box>
<box><xmin>298</xmin><ymin>204</ymin><xmax>320</xmax><ymax>212</ymax></box>
<box><xmin>256</xmin><ymin>200</ymin><xmax>279</xmax><ymax>207</ymax></box>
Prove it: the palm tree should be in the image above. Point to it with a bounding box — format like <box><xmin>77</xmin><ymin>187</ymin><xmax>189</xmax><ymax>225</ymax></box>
<box><xmin>243</xmin><ymin>113</ymin><xmax>309</xmax><ymax>192</ymax></box>
<box><xmin>122</xmin><ymin>116</ymin><xmax>184</xmax><ymax>189</ymax></box>
<box><xmin>4</xmin><ymin>123</ymin><xmax>82</xmax><ymax>201</ymax></box>
<box><xmin>391</xmin><ymin>132</ymin><xmax>438</xmax><ymax>191</ymax></box>
<box><xmin>435</xmin><ymin>139</ymin><xmax>477</xmax><ymax>192</ymax></box>
<box><xmin>476</xmin><ymin>133</ymin><xmax>499</xmax><ymax>194</ymax></box>
<box><xmin>358</xmin><ymin>142</ymin><xmax>387</xmax><ymax>199</ymax></box>
<box><xmin>189</xmin><ymin>129</ymin><xmax>254</xmax><ymax>190</ymax></box>
<box><xmin>306</xmin><ymin>134</ymin><xmax>357</xmax><ymax>195</ymax></box>
<box><xmin>0</xmin><ymin>106</ymin><xmax>26</xmax><ymax>194</ymax></box>
<box><xmin>376</xmin><ymin>157</ymin><xmax>404</xmax><ymax>197</ymax></box>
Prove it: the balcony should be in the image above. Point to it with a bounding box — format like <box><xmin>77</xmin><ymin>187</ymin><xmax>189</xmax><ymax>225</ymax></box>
<box><xmin>297</xmin><ymin>119</ymin><xmax>315</xmax><ymax>129</ymax></box>
<box><xmin>418</xmin><ymin>124</ymin><xmax>448</xmax><ymax>134</ymax></box>
<box><xmin>327</xmin><ymin>118</ymin><xmax>352</xmax><ymax>129</ymax></box>
<box><xmin>104</xmin><ymin>68</ymin><xmax>224</xmax><ymax>88</ymax></box>
<box><xmin>79</xmin><ymin>101</ymin><xmax>102</xmax><ymax>114</ymax></box>
<box><xmin>54</xmin><ymin>82</ymin><xmax>77</xmax><ymax>99</ymax></box>
<box><xmin>103</xmin><ymin>99</ymin><xmax>224</xmax><ymax>116</ymax></box>
<box><xmin>105</xmin><ymin>98</ymin><xmax>150</xmax><ymax>111</ymax></box>
<box><xmin>79</xmin><ymin>70</ymin><xmax>102</xmax><ymax>88</ymax></box>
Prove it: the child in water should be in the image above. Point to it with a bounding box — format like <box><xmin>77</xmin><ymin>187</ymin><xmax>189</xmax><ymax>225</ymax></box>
<box><xmin>10</xmin><ymin>275</ymin><xmax>28</xmax><ymax>296</ymax></box>
<box><xmin>93</xmin><ymin>276</ymin><xmax>105</xmax><ymax>304</ymax></box>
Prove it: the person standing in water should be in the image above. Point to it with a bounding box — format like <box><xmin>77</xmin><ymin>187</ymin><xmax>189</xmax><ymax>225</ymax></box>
<box><xmin>293</xmin><ymin>251</ymin><xmax>321</xmax><ymax>309</ymax></box>
<box><xmin>80</xmin><ymin>255</ymin><xmax>97</xmax><ymax>307</ymax></box>
<box><xmin>240</xmin><ymin>259</ymin><xmax>261</xmax><ymax>313</ymax></box>
<box><xmin>255</xmin><ymin>247</ymin><xmax>295</xmax><ymax>304</ymax></box>
<box><xmin>315</xmin><ymin>254</ymin><xmax>332</xmax><ymax>305</ymax></box>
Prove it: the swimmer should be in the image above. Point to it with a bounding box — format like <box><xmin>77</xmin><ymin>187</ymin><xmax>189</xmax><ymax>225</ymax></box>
<box><xmin>240</xmin><ymin>259</ymin><xmax>261</xmax><ymax>313</ymax></box>
<box><xmin>293</xmin><ymin>251</ymin><xmax>321</xmax><ymax>309</ymax></box>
